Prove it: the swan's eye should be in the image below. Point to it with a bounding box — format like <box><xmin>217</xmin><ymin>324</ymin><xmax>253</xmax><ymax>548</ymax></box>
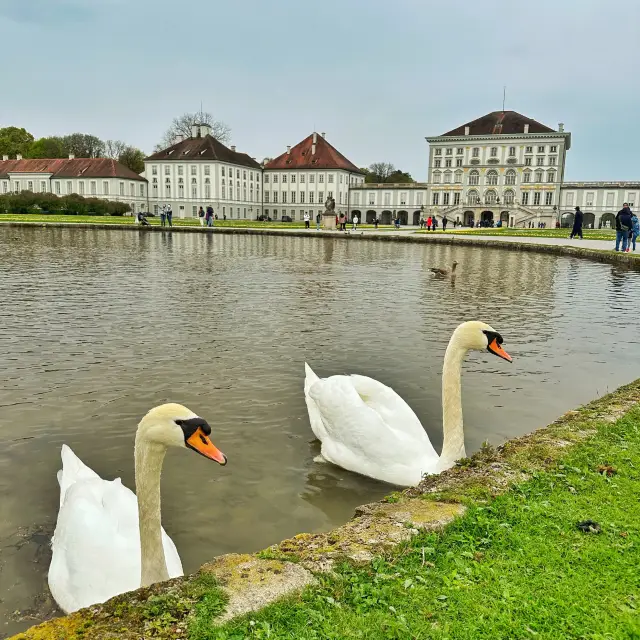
<box><xmin>174</xmin><ymin>419</ymin><xmax>184</xmax><ymax>427</ymax></box>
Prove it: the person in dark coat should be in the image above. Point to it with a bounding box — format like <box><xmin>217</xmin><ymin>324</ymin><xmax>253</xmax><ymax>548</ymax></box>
<box><xmin>569</xmin><ymin>206</ymin><xmax>583</xmax><ymax>239</ymax></box>
<box><xmin>615</xmin><ymin>203</ymin><xmax>633</xmax><ymax>252</ymax></box>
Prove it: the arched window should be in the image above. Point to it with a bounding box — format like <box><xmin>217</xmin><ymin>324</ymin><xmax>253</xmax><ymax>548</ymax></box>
<box><xmin>535</xmin><ymin>170</ymin><xmax>543</xmax><ymax>183</ymax></box>
<box><xmin>433</xmin><ymin>171</ymin><xmax>441</xmax><ymax>184</ymax></box>
<box><xmin>486</xmin><ymin>170</ymin><xmax>498</xmax><ymax>186</ymax></box>
<box><xmin>454</xmin><ymin>170</ymin><xmax>463</xmax><ymax>184</ymax></box>
<box><xmin>469</xmin><ymin>170</ymin><xmax>479</xmax><ymax>185</ymax></box>
<box><xmin>485</xmin><ymin>189</ymin><xmax>497</xmax><ymax>205</ymax></box>
<box><xmin>505</xmin><ymin>170</ymin><xmax>516</xmax><ymax>185</ymax></box>
<box><xmin>468</xmin><ymin>189</ymin><xmax>480</xmax><ymax>205</ymax></box>
<box><xmin>547</xmin><ymin>171</ymin><xmax>556</xmax><ymax>183</ymax></box>
<box><xmin>443</xmin><ymin>171</ymin><xmax>452</xmax><ymax>184</ymax></box>
<box><xmin>523</xmin><ymin>170</ymin><xmax>532</xmax><ymax>183</ymax></box>
<box><xmin>504</xmin><ymin>189</ymin><xmax>515</xmax><ymax>205</ymax></box>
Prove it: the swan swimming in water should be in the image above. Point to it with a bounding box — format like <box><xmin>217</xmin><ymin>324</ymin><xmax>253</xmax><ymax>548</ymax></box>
<box><xmin>48</xmin><ymin>404</ymin><xmax>227</xmax><ymax>614</ymax></box>
<box><xmin>304</xmin><ymin>321</ymin><xmax>512</xmax><ymax>487</ymax></box>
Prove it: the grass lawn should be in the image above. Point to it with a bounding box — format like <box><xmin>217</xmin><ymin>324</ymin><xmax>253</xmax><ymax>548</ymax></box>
<box><xmin>199</xmin><ymin>406</ymin><xmax>640</xmax><ymax>639</ymax></box>
<box><xmin>0</xmin><ymin>214</ymin><xmax>390</xmax><ymax>231</ymax></box>
<box><xmin>425</xmin><ymin>227</ymin><xmax>617</xmax><ymax>241</ymax></box>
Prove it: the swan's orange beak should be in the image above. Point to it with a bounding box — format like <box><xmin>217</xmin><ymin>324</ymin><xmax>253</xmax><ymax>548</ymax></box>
<box><xmin>186</xmin><ymin>428</ymin><xmax>227</xmax><ymax>465</ymax></box>
<box><xmin>488</xmin><ymin>338</ymin><xmax>512</xmax><ymax>363</ymax></box>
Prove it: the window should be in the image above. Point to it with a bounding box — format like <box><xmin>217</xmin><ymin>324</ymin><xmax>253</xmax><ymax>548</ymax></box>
<box><xmin>535</xmin><ymin>170</ymin><xmax>543</xmax><ymax>182</ymax></box>
<box><xmin>178</xmin><ymin>165</ymin><xmax>184</xmax><ymax>175</ymax></box>
<box><xmin>103</xmin><ymin>181</ymin><xmax>109</xmax><ymax>195</ymax></box>
<box><xmin>509</xmin><ymin>146</ymin><xmax>516</xmax><ymax>156</ymax></box>
<box><xmin>445</xmin><ymin>148</ymin><xmax>453</xmax><ymax>155</ymax></box>
<box><xmin>545</xmin><ymin>192</ymin><xmax>553</xmax><ymax>206</ymax></box>
<box><xmin>14</xmin><ymin>181</ymin><xmax>20</xmax><ymax>192</ymax></box>
<box><xmin>129</xmin><ymin>183</ymin><xmax>134</xmax><ymax>196</ymax></box>
<box><xmin>40</xmin><ymin>181</ymin><xmax>47</xmax><ymax>193</ymax></box>
<box><xmin>434</xmin><ymin>159</ymin><xmax>441</xmax><ymax>168</ymax></box>
<box><xmin>165</xmin><ymin>182</ymin><xmax>170</xmax><ymax>197</ymax></box>
<box><xmin>272</xmin><ymin>174</ymin><xmax>278</xmax><ymax>183</ymax></box>
<box><xmin>454</xmin><ymin>170</ymin><xmax>463</xmax><ymax>183</ymax></box>
<box><xmin>433</xmin><ymin>171</ymin><xmax>441</xmax><ymax>184</ymax></box>
<box><xmin>368</xmin><ymin>192</ymin><xmax>375</xmax><ymax>206</ymax></box>
<box><xmin>291</xmin><ymin>174</ymin><xmax>296</xmax><ymax>183</ymax></box>
<box><xmin>178</xmin><ymin>182</ymin><xmax>184</xmax><ymax>198</ymax></box>
<box><xmin>204</xmin><ymin>165</ymin><xmax>210</xmax><ymax>175</ymax></box>
<box><xmin>164</xmin><ymin>166</ymin><xmax>170</xmax><ymax>175</ymax></box>
<box><xmin>154</xmin><ymin>205</ymin><xmax>159</xmax><ymax>214</ymax></box>
<box><xmin>282</xmin><ymin>175</ymin><xmax>287</xmax><ymax>183</ymax></box>
<box><xmin>456</xmin><ymin>159</ymin><xmax>463</xmax><ymax>167</ymax></box>
<box><xmin>538</xmin><ymin>146</ymin><xmax>545</xmax><ymax>153</ymax></box>
<box><xmin>416</xmin><ymin>192</ymin><xmax>423</xmax><ymax>205</ymax></box>
<box><xmin>290</xmin><ymin>192</ymin><xmax>295</xmax><ymax>204</ymax></box>
<box><xmin>243</xmin><ymin>171</ymin><xmax>246</xmax><ymax>180</ymax></box>
<box><xmin>444</xmin><ymin>171</ymin><xmax>452</xmax><ymax>183</ymax></box>
<box><xmin>490</xmin><ymin>147</ymin><xmax>498</xmax><ymax>157</ymax></box>
<box><xmin>456</xmin><ymin>148</ymin><xmax>463</xmax><ymax>155</ymax></box>
<box><xmin>536</xmin><ymin>157</ymin><xmax>545</xmax><ymax>166</ymax></box>
<box><xmin>550</xmin><ymin>146</ymin><xmax>557</xmax><ymax>153</ymax></box>
<box><xmin>486</xmin><ymin>170</ymin><xmax>498</xmax><ymax>186</ymax></box>
<box><xmin>318</xmin><ymin>191</ymin><xmax>324</xmax><ymax>202</ymax></box>
<box><xmin>205</xmin><ymin>184</ymin><xmax>211</xmax><ymax>199</ymax></box>
<box><xmin>140</xmin><ymin>184</ymin><xmax>145</xmax><ymax>197</ymax></box>
<box><xmin>522</xmin><ymin>192</ymin><xmax>529</xmax><ymax>205</ymax></box>
<box><xmin>328</xmin><ymin>174</ymin><xmax>334</xmax><ymax>183</ymax></box>
<box><xmin>222</xmin><ymin>167</ymin><xmax>226</xmax><ymax>177</ymax></box>
<box><xmin>299</xmin><ymin>174</ymin><xmax>305</xmax><ymax>183</ymax></box>
<box><xmin>55</xmin><ymin>181</ymin><xmax>60</xmax><ymax>194</ymax></box>
<box><xmin>468</xmin><ymin>190</ymin><xmax>479</xmax><ymax>205</ymax></box>
<box><xmin>525</xmin><ymin>157</ymin><xmax>532</xmax><ymax>166</ymax></box>
<box><xmin>309</xmin><ymin>192</ymin><xmax>315</xmax><ymax>204</ymax></box>
<box><xmin>27</xmin><ymin>180</ymin><xmax>33</xmax><ymax>191</ymax></box>
<box><xmin>523</xmin><ymin>170</ymin><xmax>531</xmax><ymax>183</ymax></box>
<box><xmin>565</xmin><ymin>192</ymin><xmax>575</xmax><ymax>206</ymax></box>
<box><xmin>384</xmin><ymin>192</ymin><xmax>391</xmax><ymax>206</ymax></box>
<box><xmin>547</xmin><ymin>171</ymin><xmax>556</xmax><ymax>183</ymax></box>
<box><xmin>505</xmin><ymin>170</ymin><xmax>516</xmax><ymax>185</ymax></box>
<box><xmin>504</xmin><ymin>189</ymin><xmax>515</xmax><ymax>204</ymax></box>
<box><xmin>443</xmin><ymin>192</ymin><xmax>450</xmax><ymax>205</ymax></box>
<box><xmin>309</xmin><ymin>175</ymin><xmax>314</xmax><ymax>183</ymax></box>
<box><xmin>192</xmin><ymin>206</ymin><xmax>197</xmax><ymax>217</ymax></box>
<box><xmin>79</xmin><ymin>182</ymin><xmax>85</xmax><ymax>195</ymax></box>
<box><xmin>119</xmin><ymin>182</ymin><xmax>124</xmax><ymax>196</ymax></box>
<box><xmin>453</xmin><ymin>192</ymin><xmax>460</xmax><ymax>205</ymax></box>
<box><xmin>445</xmin><ymin>159</ymin><xmax>452</xmax><ymax>167</ymax></box>
<box><xmin>605</xmin><ymin>193</ymin><xmax>614</xmax><ymax>207</ymax></box>
<box><xmin>187</xmin><ymin>165</ymin><xmax>195</xmax><ymax>176</ymax></box>
<box><xmin>152</xmin><ymin>166</ymin><xmax>158</xmax><ymax>175</ymax></box>
<box><xmin>432</xmin><ymin>192</ymin><xmax>440</xmax><ymax>205</ymax></box>
<box><xmin>300</xmin><ymin>192</ymin><xmax>305</xmax><ymax>204</ymax></box>
<box><xmin>472</xmin><ymin>147</ymin><xmax>479</xmax><ymax>158</ymax></box>
<box><xmin>264</xmin><ymin>191</ymin><xmax>269</xmax><ymax>203</ymax></box>
<box><xmin>272</xmin><ymin>192</ymin><xmax>277</xmax><ymax>203</ymax></box>
<box><xmin>549</xmin><ymin>156</ymin><xmax>557</xmax><ymax>165</ymax></box>
<box><xmin>469</xmin><ymin>170</ymin><xmax>479</xmax><ymax>185</ymax></box>
<box><xmin>533</xmin><ymin>192</ymin><xmax>541</xmax><ymax>206</ymax></box>
<box><xmin>67</xmin><ymin>181</ymin><xmax>72</xmax><ymax>194</ymax></box>
<box><xmin>435</xmin><ymin>148</ymin><xmax>442</xmax><ymax>156</ymax></box>
<box><xmin>485</xmin><ymin>190</ymin><xmax>497</xmax><ymax>205</ymax></box>
<box><xmin>319</xmin><ymin>175</ymin><xmax>324</xmax><ymax>183</ymax></box>
<box><xmin>525</xmin><ymin>146</ymin><xmax>533</xmax><ymax>153</ymax></box>
<box><xmin>400</xmin><ymin>192</ymin><xmax>407</xmax><ymax>205</ymax></box>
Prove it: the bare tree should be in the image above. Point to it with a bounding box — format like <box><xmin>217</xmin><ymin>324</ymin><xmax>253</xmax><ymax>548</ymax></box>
<box><xmin>156</xmin><ymin>112</ymin><xmax>232</xmax><ymax>151</ymax></box>
<box><xmin>63</xmin><ymin>133</ymin><xmax>105</xmax><ymax>158</ymax></box>
<box><xmin>368</xmin><ymin>162</ymin><xmax>396</xmax><ymax>182</ymax></box>
<box><xmin>103</xmin><ymin>139</ymin><xmax>129</xmax><ymax>159</ymax></box>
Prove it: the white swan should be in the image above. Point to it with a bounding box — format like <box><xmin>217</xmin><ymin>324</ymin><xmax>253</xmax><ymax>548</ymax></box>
<box><xmin>48</xmin><ymin>403</ymin><xmax>227</xmax><ymax>614</ymax></box>
<box><xmin>304</xmin><ymin>321</ymin><xmax>512</xmax><ymax>487</ymax></box>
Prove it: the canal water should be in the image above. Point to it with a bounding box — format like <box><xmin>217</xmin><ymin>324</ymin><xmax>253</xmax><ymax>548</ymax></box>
<box><xmin>0</xmin><ymin>228</ymin><xmax>638</xmax><ymax>635</ymax></box>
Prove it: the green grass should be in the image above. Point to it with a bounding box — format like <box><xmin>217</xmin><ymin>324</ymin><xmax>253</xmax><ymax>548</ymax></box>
<box><xmin>197</xmin><ymin>407</ymin><xmax>640</xmax><ymax>639</ymax></box>
<box><xmin>424</xmin><ymin>227</ymin><xmax>617</xmax><ymax>241</ymax></box>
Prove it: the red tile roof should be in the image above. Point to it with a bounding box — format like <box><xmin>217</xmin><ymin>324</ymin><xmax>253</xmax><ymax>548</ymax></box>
<box><xmin>440</xmin><ymin>111</ymin><xmax>556</xmax><ymax>137</ymax></box>
<box><xmin>0</xmin><ymin>158</ymin><xmax>145</xmax><ymax>181</ymax></box>
<box><xmin>264</xmin><ymin>133</ymin><xmax>364</xmax><ymax>173</ymax></box>
<box><xmin>145</xmin><ymin>134</ymin><xmax>261</xmax><ymax>169</ymax></box>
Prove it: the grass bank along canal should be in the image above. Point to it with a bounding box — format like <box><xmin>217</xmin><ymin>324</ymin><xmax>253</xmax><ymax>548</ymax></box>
<box><xmin>1</xmin><ymin>227</ymin><xmax>639</xmax><ymax>636</ymax></box>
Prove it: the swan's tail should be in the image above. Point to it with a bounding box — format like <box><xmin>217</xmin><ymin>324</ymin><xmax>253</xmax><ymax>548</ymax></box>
<box><xmin>304</xmin><ymin>362</ymin><xmax>320</xmax><ymax>396</ymax></box>
<box><xmin>303</xmin><ymin>363</ymin><xmax>327</xmax><ymax>441</ymax></box>
<box><xmin>57</xmin><ymin>444</ymin><xmax>99</xmax><ymax>508</ymax></box>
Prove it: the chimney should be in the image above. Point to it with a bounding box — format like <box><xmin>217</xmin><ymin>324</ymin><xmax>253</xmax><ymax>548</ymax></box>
<box><xmin>311</xmin><ymin>143</ymin><xmax>316</xmax><ymax>155</ymax></box>
<box><xmin>191</xmin><ymin>124</ymin><xmax>199</xmax><ymax>138</ymax></box>
<box><xmin>16</xmin><ymin>154</ymin><xmax>22</xmax><ymax>160</ymax></box>
<box><xmin>524</xmin><ymin>124</ymin><xmax>530</xmax><ymax>134</ymax></box>
<box><xmin>68</xmin><ymin>153</ymin><xmax>75</xmax><ymax>160</ymax></box>
<box><xmin>286</xmin><ymin>145</ymin><xmax>291</xmax><ymax>154</ymax></box>
<box><xmin>464</xmin><ymin>126</ymin><xmax>470</xmax><ymax>135</ymax></box>
<box><xmin>312</xmin><ymin>132</ymin><xmax>317</xmax><ymax>144</ymax></box>
<box><xmin>558</xmin><ymin>122</ymin><xmax>565</xmax><ymax>132</ymax></box>
<box><xmin>321</xmin><ymin>132</ymin><xmax>326</xmax><ymax>139</ymax></box>
<box><xmin>200</xmin><ymin>123</ymin><xmax>211</xmax><ymax>137</ymax></box>
<box><xmin>2</xmin><ymin>155</ymin><xmax>8</xmax><ymax>161</ymax></box>
<box><xmin>174</xmin><ymin>134</ymin><xmax>184</xmax><ymax>144</ymax></box>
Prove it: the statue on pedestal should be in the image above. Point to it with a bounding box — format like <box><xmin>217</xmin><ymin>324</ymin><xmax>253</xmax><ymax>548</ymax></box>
<box><xmin>322</xmin><ymin>196</ymin><xmax>337</xmax><ymax>230</ymax></box>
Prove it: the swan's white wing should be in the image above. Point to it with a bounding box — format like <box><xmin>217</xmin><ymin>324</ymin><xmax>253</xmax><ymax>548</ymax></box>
<box><xmin>308</xmin><ymin>375</ymin><xmax>437</xmax><ymax>486</ymax></box>
<box><xmin>49</xmin><ymin>448</ymin><xmax>182</xmax><ymax>614</ymax></box>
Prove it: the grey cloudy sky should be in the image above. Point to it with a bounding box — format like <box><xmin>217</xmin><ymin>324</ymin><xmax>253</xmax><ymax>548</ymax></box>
<box><xmin>1</xmin><ymin>0</ymin><xmax>637</xmax><ymax>180</ymax></box>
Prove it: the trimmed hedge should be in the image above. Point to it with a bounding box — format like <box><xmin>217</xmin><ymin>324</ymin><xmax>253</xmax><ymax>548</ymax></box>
<box><xmin>0</xmin><ymin>191</ymin><xmax>130</xmax><ymax>216</ymax></box>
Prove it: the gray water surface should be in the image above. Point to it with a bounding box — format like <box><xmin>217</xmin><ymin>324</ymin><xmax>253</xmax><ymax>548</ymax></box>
<box><xmin>0</xmin><ymin>228</ymin><xmax>639</xmax><ymax>636</ymax></box>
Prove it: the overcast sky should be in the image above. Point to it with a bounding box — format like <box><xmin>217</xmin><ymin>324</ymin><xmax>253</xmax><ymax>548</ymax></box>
<box><xmin>1</xmin><ymin>0</ymin><xmax>637</xmax><ymax>181</ymax></box>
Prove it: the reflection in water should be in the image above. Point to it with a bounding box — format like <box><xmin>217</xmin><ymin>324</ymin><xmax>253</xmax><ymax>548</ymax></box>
<box><xmin>0</xmin><ymin>228</ymin><xmax>639</xmax><ymax>634</ymax></box>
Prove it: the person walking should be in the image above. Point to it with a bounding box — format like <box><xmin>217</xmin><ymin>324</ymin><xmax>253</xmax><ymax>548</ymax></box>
<box><xmin>352</xmin><ymin>213</ymin><xmax>359</xmax><ymax>231</ymax></box>
<box><xmin>206</xmin><ymin>205</ymin><xmax>214</xmax><ymax>227</ymax></box>
<box><xmin>442</xmin><ymin>216</ymin><xmax>448</xmax><ymax>232</ymax></box>
<box><xmin>304</xmin><ymin>211</ymin><xmax>310</xmax><ymax>229</ymax></box>
<box><xmin>160</xmin><ymin>205</ymin><xmax>166</xmax><ymax>227</ymax></box>
<box><xmin>166</xmin><ymin>204</ymin><xmax>173</xmax><ymax>227</ymax></box>
<box><xmin>433</xmin><ymin>217</ymin><xmax>438</xmax><ymax>231</ymax></box>
<box><xmin>569</xmin><ymin>206</ymin><xmax>583</xmax><ymax>239</ymax></box>
<box><xmin>615</xmin><ymin>203</ymin><xmax>633</xmax><ymax>252</ymax></box>
<box><xmin>631</xmin><ymin>211</ymin><xmax>639</xmax><ymax>252</ymax></box>
<box><xmin>198</xmin><ymin>206</ymin><xmax>205</xmax><ymax>226</ymax></box>
<box><xmin>426</xmin><ymin>215</ymin><xmax>432</xmax><ymax>232</ymax></box>
<box><xmin>315</xmin><ymin>211</ymin><xmax>321</xmax><ymax>230</ymax></box>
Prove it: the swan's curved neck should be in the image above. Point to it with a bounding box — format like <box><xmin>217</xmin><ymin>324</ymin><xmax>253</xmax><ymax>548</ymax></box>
<box><xmin>440</xmin><ymin>335</ymin><xmax>466</xmax><ymax>467</ymax></box>
<box><xmin>134</xmin><ymin>432</ymin><xmax>169</xmax><ymax>587</ymax></box>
